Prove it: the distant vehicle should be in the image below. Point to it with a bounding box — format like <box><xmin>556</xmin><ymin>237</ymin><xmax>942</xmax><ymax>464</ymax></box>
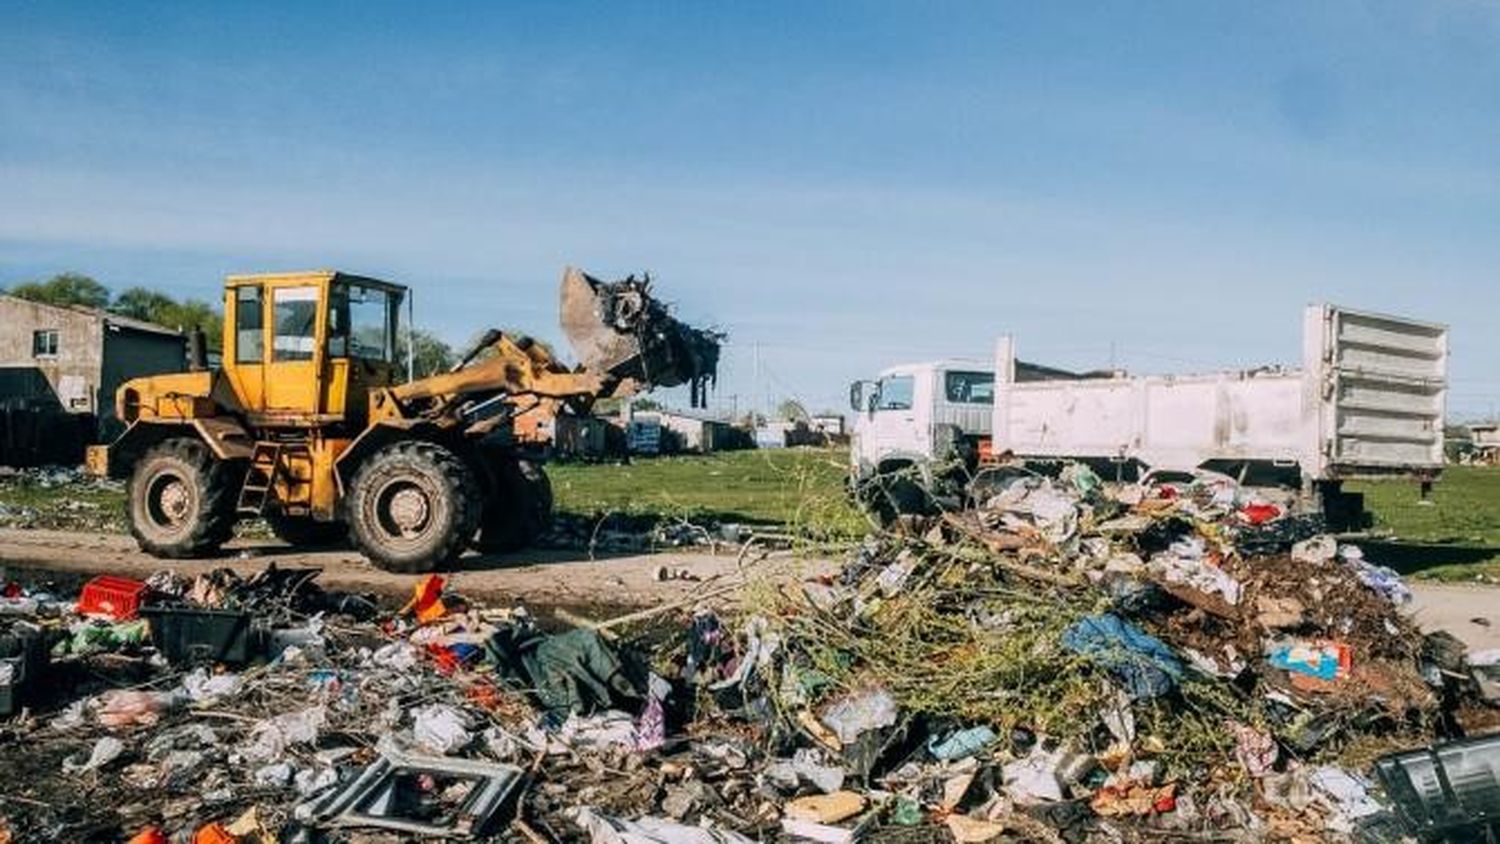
<box><xmin>847</xmin><ymin>304</ymin><xmax>1448</xmax><ymax>528</ymax></box>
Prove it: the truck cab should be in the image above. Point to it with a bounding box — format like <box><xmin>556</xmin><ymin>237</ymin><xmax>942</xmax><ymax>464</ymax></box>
<box><xmin>847</xmin><ymin>304</ymin><xmax>1447</xmax><ymax>527</ymax></box>
<box><xmin>848</xmin><ymin>359</ymin><xmax>994</xmax><ymax>494</ymax></box>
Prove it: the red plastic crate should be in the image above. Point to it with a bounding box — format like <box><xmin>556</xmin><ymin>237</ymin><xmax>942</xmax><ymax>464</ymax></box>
<box><xmin>77</xmin><ymin>575</ymin><xmax>149</xmax><ymax>620</ymax></box>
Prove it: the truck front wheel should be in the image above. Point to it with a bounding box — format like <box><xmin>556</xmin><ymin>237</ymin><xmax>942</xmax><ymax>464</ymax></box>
<box><xmin>347</xmin><ymin>441</ymin><xmax>480</xmax><ymax>572</ymax></box>
<box><xmin>128</xmin><ymin>437</ymin><xmax>240</xmax><ymax>558</ymax></box>
<box><xmin>855</xmin><ymin>468</ymin><xmax>929</xmax><ymax>526</ymax></box>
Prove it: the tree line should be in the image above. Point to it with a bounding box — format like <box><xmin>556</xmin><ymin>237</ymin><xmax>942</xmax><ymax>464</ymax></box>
<box><xmin>6</xmin><ymin>272</ymin><xmax>223</xmax><ymax>349</ymax></box>
<box><xmin>4</xmin><ymin>272</ymin><xmax>456</xmax><ymax>377</ymax></box>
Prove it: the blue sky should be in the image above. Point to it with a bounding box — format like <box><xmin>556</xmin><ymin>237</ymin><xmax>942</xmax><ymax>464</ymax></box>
<box><xmin>2</xmin><ymin>1</ymin><xmax>1496</xmax><ymax>418</ymax></box>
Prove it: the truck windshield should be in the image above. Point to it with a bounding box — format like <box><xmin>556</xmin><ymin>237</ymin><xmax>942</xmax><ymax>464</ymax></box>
<box><xmin>876</xmin><ymin>375</ymin><xmax>914</xmax><ymax>411</ymax></box>
<box><xmin>944</xmin><ymin>370</ymin><xmax>994</xmax><ymax>404</ymax></box>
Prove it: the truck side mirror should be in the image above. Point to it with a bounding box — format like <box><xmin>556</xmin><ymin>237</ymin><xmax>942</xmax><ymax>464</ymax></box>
<box><xmin>849</xmin><ymin>380</ymin><xmax>878</xmax><ymax>414</ymax></box>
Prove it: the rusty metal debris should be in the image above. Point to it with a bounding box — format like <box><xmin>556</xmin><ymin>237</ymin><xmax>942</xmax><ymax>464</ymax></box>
<box><xmin>299</xmin><ymin>749</ymin><xmax>524</xmax><ymax>838</ymax></box>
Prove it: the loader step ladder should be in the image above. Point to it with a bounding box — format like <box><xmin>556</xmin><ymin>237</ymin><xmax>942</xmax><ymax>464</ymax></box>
<box><xmin>237</xmin><ymin>441</ymin><xmax>312</xmax><ymax>515</ymax></box>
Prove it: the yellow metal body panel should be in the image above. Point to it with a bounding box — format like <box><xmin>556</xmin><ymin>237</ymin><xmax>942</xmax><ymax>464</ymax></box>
<box><xmin>116</xmin><ymin>370</ymin><xmax>220</xmax><ymax>421</ymax></box>
<box><xmin>262</xmin><ymin>435</ymin><xmax>350</xmax><ymax>519</ymax></box>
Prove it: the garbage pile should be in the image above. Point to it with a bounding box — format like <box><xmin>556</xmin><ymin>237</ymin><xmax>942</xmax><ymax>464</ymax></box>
<box><xmin>0</xmin><ymin>464</ymin><xmax>1498</xmax><ymax>842</ymax></box>
<box><xmin>730</xmin><ymin>465</ymin><xmax>1500</xmax><ymax>841</ymax></box>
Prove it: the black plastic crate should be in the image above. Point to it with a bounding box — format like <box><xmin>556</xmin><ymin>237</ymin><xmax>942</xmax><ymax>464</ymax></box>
<box><xmin>140</xmin><ymin>606</ymin><xmax>263</xmax><ymax>665</ymax></box>
<box><xmin>1374</xmin><ymin>734</ymin><xmax>1500</xmax><ymax>842</ymax></box>
<box><xmin>0</xmin><ymin>622</ymin><xmax>49</xmax><ymax>716</ymax></box>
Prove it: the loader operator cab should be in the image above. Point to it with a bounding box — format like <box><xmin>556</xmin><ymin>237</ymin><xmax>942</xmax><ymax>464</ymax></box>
<box><xmin>224</xmin><ymin>271</ymin><xmax>405</xmax><ymax>427</ymax></box>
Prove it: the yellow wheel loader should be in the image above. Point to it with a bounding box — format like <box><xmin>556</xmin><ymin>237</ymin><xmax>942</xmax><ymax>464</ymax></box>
<box><xmin>87</xmin><ymin>268</ymin><xmax>719</xmax><ymax>572</ymax></box>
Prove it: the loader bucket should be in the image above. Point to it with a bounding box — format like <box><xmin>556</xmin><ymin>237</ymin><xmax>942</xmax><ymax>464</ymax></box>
<box><xmin>559</xmin><ymin>267</ymin><xmax>721</xmax><ymax>405</ymax></box>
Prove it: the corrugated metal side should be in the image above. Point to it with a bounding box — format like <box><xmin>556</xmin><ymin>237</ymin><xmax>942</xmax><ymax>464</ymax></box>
<box><xmin>931</xmin><ymin>402</ymin><xmax>992</xmax><ymax>436</ymax></box>
<box><xmin>1322</xmin><ymin>307</ymin><xmax>1447</xmax><ymax>472</ymax></box>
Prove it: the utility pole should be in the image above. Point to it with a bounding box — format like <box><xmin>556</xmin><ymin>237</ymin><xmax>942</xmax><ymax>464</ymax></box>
<box><xmin>752</xmin><ymin>341</ymin><xmax>761</xmax><ymax>421</ymax></box>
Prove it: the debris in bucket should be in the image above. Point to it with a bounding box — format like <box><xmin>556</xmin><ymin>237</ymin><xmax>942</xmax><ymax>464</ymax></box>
<box><xmin>0</xmin><ymin>461</ymin><xmax>1493</xmax><ymax>842</ymax></box>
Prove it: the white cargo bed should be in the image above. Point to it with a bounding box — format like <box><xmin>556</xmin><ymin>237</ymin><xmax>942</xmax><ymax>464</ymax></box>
<box><xmin>992</xmin><ymin>304</ymin><xmax>1447</xmax><ymax>481</ymax></box>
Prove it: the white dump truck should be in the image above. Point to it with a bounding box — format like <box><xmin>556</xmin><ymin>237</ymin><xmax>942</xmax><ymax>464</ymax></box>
<box><xmin>848</xmin><ymin>304</ymin><xmax>1449</xmax><ymax>527</ymax></box>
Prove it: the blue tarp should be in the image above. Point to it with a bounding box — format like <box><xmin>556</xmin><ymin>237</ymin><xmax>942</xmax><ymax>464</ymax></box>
<box><xmin>1061</xmin><ymin>613</ymin><xmax>1183</xmax><ymax>699</ymax></box>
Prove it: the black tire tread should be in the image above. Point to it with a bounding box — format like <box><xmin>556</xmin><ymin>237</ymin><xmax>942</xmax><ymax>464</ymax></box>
<box><xmin>347</xmin><ymin>440</ymin><xmax>480</xmax><ymax>573</ymax></box>
<box><xmin>127</xmin><ymin>436</ymin><xmax>239</xmax><ymax>559</ymax></box>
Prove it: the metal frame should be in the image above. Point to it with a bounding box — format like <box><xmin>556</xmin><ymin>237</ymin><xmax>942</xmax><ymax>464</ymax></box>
<box><xmin>300</xmin><ymin>749</ymin><xmax>524</xmax><ymax>839</ymax></box>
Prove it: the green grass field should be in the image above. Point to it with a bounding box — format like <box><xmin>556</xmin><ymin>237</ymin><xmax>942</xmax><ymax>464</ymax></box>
<box><xmin>1347</xmin><ymin>465</ymin><xmax>1500</xmax><ymax>579</ymax></box>
<box><xmin>549</xmin><ymin>448</ymin><xmax>868</xmax><ymax>538</ymax></box>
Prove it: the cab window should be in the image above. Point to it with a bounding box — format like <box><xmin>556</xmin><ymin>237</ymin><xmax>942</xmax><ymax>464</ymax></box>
<box><xmin>944</xmin><ymin>370</ymin><xmax>994</xmax><ymax>404</ymax></box>
<box><xmin>328</xmin><ymin>283</ymin><xmax>397</xmax><ymax>362</ymax></box>
<box><xmin>875</xmin><ymin>375</ymin><xmax>915</xmax><ymax>411</ymax></box>
<box><xmin>235</xmin><ymin>285</ymin><xmax>264</xmax><ymax>364</ymax></box>
<box><xmin>272</xmin><ymin>286</ymin><xmax>320</xmax><ymax>362</ymax></box>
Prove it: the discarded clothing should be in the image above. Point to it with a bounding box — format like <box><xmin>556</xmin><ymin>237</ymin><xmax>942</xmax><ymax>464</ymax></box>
<box><xmin>1062</xmin><ymin>613</ymin><xmax>1182</xmax><ymax>699</ymax></box>
<box><xmin>487</xmin><ymin>627</ymin><xmax>644</xmax><ymax>720</ymax></box>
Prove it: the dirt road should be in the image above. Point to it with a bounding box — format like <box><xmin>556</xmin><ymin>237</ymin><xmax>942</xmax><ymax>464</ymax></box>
<box><xmin>0</xmin><ymin>528</ymin><xmax>826</xmax><ymax>616</ymax></box>
<box><xmin>1</xmin><ymin>527</ymin><xmax>1494</xmax><ymax>649</ymax></box>
<box><xmin>1407</xmin><ymin>582</ymin><xmax>1500</xmax><ymax>651</ymax></box>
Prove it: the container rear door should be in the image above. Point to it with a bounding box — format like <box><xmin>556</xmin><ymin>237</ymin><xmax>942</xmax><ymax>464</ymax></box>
<box><xmin>1311</xmin><ymin>305</ymin><xmax>1447</xmax><ymax>474</ymax></box>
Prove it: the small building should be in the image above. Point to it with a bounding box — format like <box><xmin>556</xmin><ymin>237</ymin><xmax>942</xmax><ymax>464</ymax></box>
<box><xmin>624</xmin><ymin>410</ymin><xmax>750</xmax><ymax>455</ymax></box>
<box><xmin>1471</xmin><ymin>423</ymin><xmax>1500</xmax><ymax>466</ymax></box>
<box><xmin>512</xmin><ymin>403</ymin><xmax>620</xmax><ymax>461</ymax></box>
<box><xmin>0</xmin><ymin>295</ymin><xmax>186</xmax><ymax>463</ymax></box>
<box><xmin>756</xmin><ymin>419</ymin><xmax>830</xmax><ymax>448</ymax></box>
<box><xmin>810</xmin><ymin>414</ymin><xmax>846</xmax><ymax>438</ymax></box>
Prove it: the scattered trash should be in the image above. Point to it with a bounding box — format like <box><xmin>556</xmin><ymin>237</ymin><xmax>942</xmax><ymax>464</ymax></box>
<box><xmin>818</xmin><ymin>687</ymin><xmax>897</xmax><ymax>744</ymax></box>
<box><xmin>411</xmin><ymin>703</ymin><xmax>474</xmax><ymax>755</ymax></box>
<box><xmin>1269</xmin><ymin>640</ymin><xmax>1352</xmax><ymax>681</ymax></box>
<box><xmin>0</xmin><ymin>460</ymin><xmax>1480</xmax><ymax>841</ymax></box>
<box><xmin>62</xmin><ymin>735</ymin><xmax>125</xmax><ymax>774</ymax></box>
<box><xmin>784</xmin><ymin>790</ymin><xmax>866</xmax><ymax>824</ymax></box>
<box><xmin>76</xmin><ymin>575</ymin><xmax>149</xmax><ymax>620</ymax></box>
<box><xmin>927</xmin><ymin>725</ymin><xmax>996</xmax><ymax>761</ymax></box>
<box><xmin>1374</xmin><ymin>733</ymin><xmax>1500</xmax><ymax>841</ymax></box>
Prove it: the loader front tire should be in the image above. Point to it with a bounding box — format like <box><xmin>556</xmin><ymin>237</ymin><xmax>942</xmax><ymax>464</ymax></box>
<box><xmin>347</xmin><ymin>441</ymin><xmax>480</xmax><ymax>572</ymax></box>
<box><xmin>128</xmin><ymin>437</ymin><xmax>239</xmax><ymax>558</ymax></box>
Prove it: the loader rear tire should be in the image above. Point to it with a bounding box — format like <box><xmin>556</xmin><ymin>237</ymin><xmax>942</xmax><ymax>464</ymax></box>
<box><xmin>266</xmin><ymin>513</ymin><xmax>349</xmax><ymax>549</ymax></box>
<box><xmin>347</xmin><ymin>440</ymin><xmax>480</xmax><ymax>573</ymax></box>
<box><xmin>476</xmin><ymin>459</ymin><xmax>554</xmax><ymax>553</ymax></box>
<box><xmin>128</xmin><ymin>437</ymin><xmax>239</xmax><ymax>559</ymax></box>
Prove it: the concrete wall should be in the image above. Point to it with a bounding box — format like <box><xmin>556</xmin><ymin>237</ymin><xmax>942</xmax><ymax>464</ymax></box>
<box><xmin>0</xmin><ymin>296</ymin><xmax>186</xmax><ymax>441</ymax></box>
<box><xmin>0</xmin><ymin>296</ymin><xmax>104</xmax><ymax>413</ymax></box>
